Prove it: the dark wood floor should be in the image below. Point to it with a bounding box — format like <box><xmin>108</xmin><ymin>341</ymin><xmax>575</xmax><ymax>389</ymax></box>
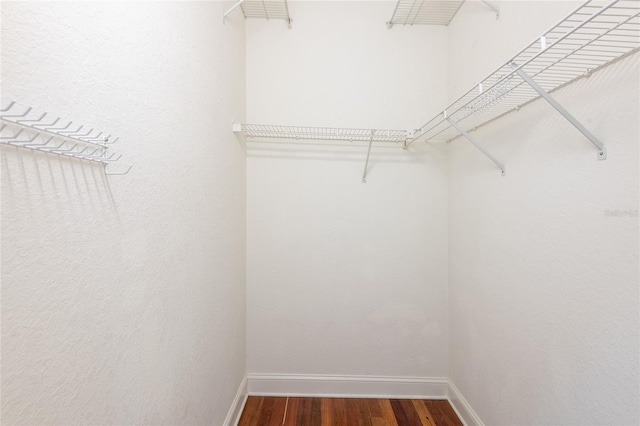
<box><xmin>238</xmin><ymin>396</ymin><xmax>463</xmax><ymax>426</ymax></box>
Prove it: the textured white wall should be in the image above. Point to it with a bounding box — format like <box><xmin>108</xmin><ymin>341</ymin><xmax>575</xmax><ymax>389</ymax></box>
<box><xmin>447</xmin><ymin>2</ymin><xmax>640</xmax><ymax>424</ymax></box>
<box><xmin>246</xmin><ymin>2</ymin><xmax>450</xmax><ymax>378</ymax></box>
<box><xmin>1</xmin><ymin>2</ymin><xmax>246</xmax><ymax>424</ymax></box>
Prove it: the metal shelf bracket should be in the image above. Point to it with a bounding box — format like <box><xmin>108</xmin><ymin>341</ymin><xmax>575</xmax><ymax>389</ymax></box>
<box><xmin>223</xmin><ymin>0</ymin><xmax>245</xmax><ymax>23</ymax></box>
<box><xmin>481</xmin><ymin>0</ymin><xmax>500</xmax><ymax>19</ymax></box>
<box><xmin>510</xmin><ymin>62</ymin><xmax>607</xmax><ymax>160</ymax></box>
<box><xmin>445</xmin><ymin>112</ymin><xmax>505</xmax><ymax>176</ymax></box>
<box><xmin>362</xmin><ymin>131</ymin><xmax>374</xmax><ymax>183</ymax></box>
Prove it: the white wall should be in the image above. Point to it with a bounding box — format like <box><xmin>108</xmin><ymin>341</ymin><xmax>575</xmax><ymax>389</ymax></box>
<box><xmin>1</xmin><ymin>2</ymin><xmax>246</xmax><ymax>424</ymax></box>
<box><xmin>246</xmin><ymin>2</ymin><xmax>450</xmax><ymax>381</ymax></box>
<box><xmin>447</xmin><ymin>2</ymin><xmax>639</xmax><ymax>424</ymax></box>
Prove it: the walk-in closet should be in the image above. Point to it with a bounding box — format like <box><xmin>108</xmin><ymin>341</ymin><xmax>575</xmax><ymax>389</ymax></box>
<box><xmin>1</xmin><ymin>0</ymin><xmax>638</xmax><ymax>425</ymax></box>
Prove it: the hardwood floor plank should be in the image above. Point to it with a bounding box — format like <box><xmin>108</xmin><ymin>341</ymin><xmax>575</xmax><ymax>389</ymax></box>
<box><xmin>238</xmin><ymin>396</ymin><xmax>264</xmax><ymax>426</ymax></box>
<box><xmin>256</xmin><ymin>397</ymin><xmax>287</xmax><ymax>426</ymax></box>
<box><xmin>411</xmin><ymin>400</ymin><xmax>436</xmax><ymax>426</ymax></box>
<box><xmin>367</xmin><ymin>398</ymin><xmax>382</xmax><ymax>418</ymax></box>
<box><xmin>283</xmin><ymin>397</ymin><xmax>300</xmax><ymax>426</ymax></box>
<box><xmin>400</xmin><ymin>399</ymin><xmax>425</xmax><ymax>426</ymax></box>
<box><xmin>422</xmin><ymin>400</ymin><xmax>463</xmax><ymax>426</ymax></box>
<box><xmin>377</xmin><ymin>399</ymin><xmax>400</xmax><ymax>426</ymax></box>
<box><xmin>331</xmin><ymin>398</ymin><xmax>349</xmax><ymax>426</ymax></box>
<box><xmin>310</xmin><ymin>397</ymin><xmax>322</xmax><ymax>425</ymax></box>
<box><xmin>239</xmin><ymin>396</ymin><xmax>462</xmax><ymax>426</ymax></box>
<box><xmin>390</xmin><ymin>399</ymin><xmax>421</xmax><ymax>426</ymax></box>
<box><xmin>296</xmin><ymin>397</ymin><xmax>313</xmax><ymax>425</ymax></box>
<box><xmin>294</xmin><ymin>397</ymin><xmax>321</xmax><ymax>426</ymax></box>
<box><xmin>345</xmin><ymin>398</ymin><xmax>372</xmax><ymax>426</ymax></box>
<box><xmin>321</xmin><ymin>398</ymin><xmax>334</xmax><ymax>426</ymax></box>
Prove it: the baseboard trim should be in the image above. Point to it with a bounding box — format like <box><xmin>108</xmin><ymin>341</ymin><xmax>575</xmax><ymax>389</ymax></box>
<box><xmin>223</xmin><ymin>375</ymin><xmax>248</xmax><ymax>426</ymax></box>
<box><xmin>447</xmin><ymin>380</ymin><xmax>484</xmax><ymax>426</ymax></box>
<box><xmin>247</xmin><ymin>374</ymin><xmax>448</xmax><ymax>399</ymax></box>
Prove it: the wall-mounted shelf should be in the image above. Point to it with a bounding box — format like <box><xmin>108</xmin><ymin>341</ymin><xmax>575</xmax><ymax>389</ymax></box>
<box><xmin>386</xmin><ymin>0</ymin><xmax>499</xmax><ymax>27</ymax></box>
<box><xmin>408</xmin><ymin>0</ymin><xmax>639</xmax><ymax>173</ymax></box>
<box><xmin>0</xmin><ymin>101</ymin><xmax>132</xmax><ymax>175</ymax></box>
<box><xmin>224</xmin><ymin>0</ymin><xmax>292</xmax><ymax>27</ymax></box>
<box><xmin>387</xmin><ymin>0</ymin><xmax>465</xmax><ymax>26</ymax></box>
<box><xmin>236</xmin><ymin>0</ymin><xmax>639</xmax><ymax>181</ymax></box>
<box><xmin>234</xmin><ymin>124</ymin><xmax>412</xmax><ymax>183</ymax></box>
<box><xmin>235</xmin><ymin>123</ymin><xmax>410</xmax><ymax>144</ymax></box>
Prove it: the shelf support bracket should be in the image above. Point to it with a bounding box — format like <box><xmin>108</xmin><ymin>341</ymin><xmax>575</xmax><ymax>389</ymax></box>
<box><xmin>510</xmin><ymin>62</ymin><xmax>606</xmax><ymax>160</ymax></box>
<box><xmin>481</xmin><ymin>0</ymin><xmax>500</xmax><ymax>19</ymax></box>
<box><xmin>362</xmin><ymin>132</ymin><xmax>374</xmax><ymax>183</ymax></box>
<box><xmin>223</xmin><ymin>0</ymin><xmax>245</xmax><ymax>22</ymax></box>
<box><xmin>446</xmin><ymin>114</ymin><xmax>505</xmax><ymax>176</ymax></box>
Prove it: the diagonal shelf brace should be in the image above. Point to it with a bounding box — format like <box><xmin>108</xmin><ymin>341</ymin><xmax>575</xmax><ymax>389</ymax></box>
<box><xmin>223</xmin><ymin>0</ymin><xmax>245</xmax><ymax>22</ymax></box>
<box><xmin>510</xmin><ymin>62</ymin><xmax>607</xmax><ymax>160</ymax></box>
<box><xmin>446</xmin><ymin>115</ymin><xmax>505</xmax><ymax>176</ymax></box>
<box><xmin>362</xmin><ymin>131</ymin><xmax>374</xmax><ymax>183</ymax></box>
<box><xmin>481</xmin><ymin>0</ymin><xmax>500</xmax><ymax>19</ymax></box>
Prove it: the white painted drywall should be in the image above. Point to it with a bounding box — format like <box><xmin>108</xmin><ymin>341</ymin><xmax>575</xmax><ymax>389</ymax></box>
<box><xmin>1</xmin><ymin>2</ymin><xmax>246</xmax><ymax>424</ymax></box>
<box><xmin>246</xmin><ymin>2</ymin><xmax>450</xmax><ymax>379</ymax></box>
<box><xmin>447</xmin><ymin>2</ymin><xmax>640</xmax><ymax>424</ymax></box>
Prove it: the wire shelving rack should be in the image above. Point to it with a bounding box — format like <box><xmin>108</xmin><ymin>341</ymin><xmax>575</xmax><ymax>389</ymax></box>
<box><xmin>386</xmin><ymin>0</ymin><xmax>499</xmax><ymax>27</ymax></box>
<box><xmin>387</xmin><ymin>0</ymin><xmax>466</xmax><ymax>26</ymax></box>
<box><xmin>224</xmin><ymin>0</ymin><xmax>292</xmax><ymax>27</ymax></box>
<box><xmin>407</xmin><ymin>0</ymin><xmax>640</xmax><ymax>173</ymax></box>
<box><xmin>234</xmin><ymin>0</ymin><xmax>639</xmax><ymax>180</ymax></box>
<box><xmin>236</xmin><ymin>124</ymin><xmax>410</xmax><ymax>144</ymax></box>
<box><xmin>0</xmin><ymin>101</ymin><xmax>132</xmax><ymax>175</ymax></box>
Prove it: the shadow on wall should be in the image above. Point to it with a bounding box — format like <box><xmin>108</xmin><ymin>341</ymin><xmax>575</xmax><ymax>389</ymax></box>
<box><xmin>1</xmin><ymin>144</ymin><xmax>119</xmax><ymax>222</ymax></box>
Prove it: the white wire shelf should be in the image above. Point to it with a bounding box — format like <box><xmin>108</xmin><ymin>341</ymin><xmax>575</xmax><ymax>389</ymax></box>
<box><xmin>388</xmin><ymin>0</ymin><xmax>465</xmax><ymax>26</ymax></box>
<box><xmin>224</xmin><ymin>0</ymin><xmax>292</xmax><ymax>26</ymax></box>
<box><xmin>411</xmin><ymin>0</ymin><xmax>640</xmax><ymax>146</ymax></box>
<box><xmin>235</xmin><ymin>0</ymin><xmax>638</xmax><ymax>180</ymax></box>
<box><xmin>242</xmin><ymin>0</ymin><xmax>290</xmax><ymax>21</ymax></box>
<box><xmin>235</xmin><ymin>124</ymin><xmax>411</xmax><ymax>144</ymax></box>
<box><xmin>234</xmin><ymin>124</ymin><xmax>411</xmax><ymax>182</ymax></box>
<box><xmin>0</xmin><ymin>101</ymin><xmax>132</xmax><ymax>175</ymax></box>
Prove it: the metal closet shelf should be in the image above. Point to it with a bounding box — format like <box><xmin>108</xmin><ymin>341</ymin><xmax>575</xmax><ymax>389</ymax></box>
<box><xmin>235</xmin><ymin>124</ymin><xmax>410</xmax><ymax>144</ymax></box>
<box><xmin>224</xmin><ymin>0</ymin><xmax>292</xmax><ymax>27</ymax></box>
<box><xmin>233</xmin><ymin>124</ymin><xmax>413</xmax><ymax>183</ymax></box>
<box><xmin>409</xmin><ymin>0</ymin><xmax>640</xmax><ymax>174</ymax></box>
<box><xmin>0</xmin><ymin>101</ymin><xmax>132</xmax><ymax>175</ymax></box>
<box><xmin>235</xmin><ymin>0</ymin><xmax>639</xmax><ymax>181</ymax></box>
<box><xmin>386</xmin><ymin>0</ymin><xmax>499</xmax><ymax>28</ymax></box>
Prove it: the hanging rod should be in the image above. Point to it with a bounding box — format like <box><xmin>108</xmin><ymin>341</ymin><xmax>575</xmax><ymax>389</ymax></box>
<box><xmin>408</xmin><ymin>0</ymin><xmax>639</xmax><ymax>165</ymax></box>
<box><xmin>0</xmin><ymin>101</ymin><xmax>132</xmax><ymax>175</ymax></box>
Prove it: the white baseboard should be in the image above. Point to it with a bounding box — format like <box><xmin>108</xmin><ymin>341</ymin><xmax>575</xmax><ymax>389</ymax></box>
<box><xmin>223</xmin><ymin>375</ymin><xmax>248</xmax><ymax>426</ymax></box>
<box><xmin>247</xmin><ymin>374</ymin><xmax>448</xmax><ymax>399</ymax></box>
<box><xmin>447</xmin><ymin>380</ymin><xmax>484</xmax><ymax>426</ymax></box>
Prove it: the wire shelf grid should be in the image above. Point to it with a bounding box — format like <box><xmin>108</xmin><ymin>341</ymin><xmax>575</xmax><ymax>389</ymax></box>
<box><xmin>241</xmin><ymin>0</ymin><xmax>291</xmax><ymax>22</ymax></box>
<box><xmin>388</xmin><ymin>0</ymin><xmax>465</xmax><ymax>26</ymax></box>
<box><xmin>411</xmin><ymin>0</ymin><xmax>640</xmax><ymax>144</ymax></box>
<box><xmin>0</xmin><ymin>101</ymin><xmax>132</xmax><ymax>175</ymax></box>
<box><xmin>239</xmin><ymin>124</ymin><xmax>410</xmax><ymax>144</ymax></box>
